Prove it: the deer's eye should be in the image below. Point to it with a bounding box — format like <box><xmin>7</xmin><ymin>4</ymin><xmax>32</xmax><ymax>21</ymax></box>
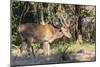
<box><xmin>59</xmin><ymin>29</ymin><xmax>62</xmax><ymax>32</ymax></box>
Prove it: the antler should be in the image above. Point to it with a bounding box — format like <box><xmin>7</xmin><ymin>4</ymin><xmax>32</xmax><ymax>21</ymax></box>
<box><xmin>56</xmin><ymin>4</ymin><xmax>70</xmax><ymax>27</ymax></box>
<box><xmin>60</xmin><ymin>14</ymin><xmax>70</xmax><ymax>27</ymax></box>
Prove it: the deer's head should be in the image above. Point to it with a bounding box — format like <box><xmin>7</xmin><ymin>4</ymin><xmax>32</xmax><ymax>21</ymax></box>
<box><xmin>60</xmin><ymin>25</ymin><xmax>72</xmax><ymax>38</ymax></box>
<box><xmin>58</xmin><ymin>16</ymin><xmax>72</xmax><ymax>39</ymax></box>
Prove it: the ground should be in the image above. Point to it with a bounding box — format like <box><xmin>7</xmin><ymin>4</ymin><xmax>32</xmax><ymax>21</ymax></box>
<box><xmin>10</xmin><ymin>42</ymin><xmax>96</xmax><ymax>66</ymax></box>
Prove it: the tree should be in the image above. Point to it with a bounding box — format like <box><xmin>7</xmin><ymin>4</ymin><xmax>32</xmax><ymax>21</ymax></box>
<box><xmin>75</xmin><ymin>5</ymin><xmax>83</xmax><ymax>44</ymax></box>
<box><xmin>11</xmin><ymin>1</ymin><xmax>96</xmax><ymax>46</ymax></box>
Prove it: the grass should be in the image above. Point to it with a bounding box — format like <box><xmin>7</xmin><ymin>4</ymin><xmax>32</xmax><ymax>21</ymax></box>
<box><xmin>11</xmin><ymin>41</ymin><xmax>95</xmax><ymax>56</ymax></box>
<box><xmin>68</xmin><ymin>43</ymin><xmax>95</xmax><ymax>52</ymax></box>
<box><xmin>50</xmin><ymin>42</ymin><xmax>95</xmax><ymax>61</ymax></box>
<box><xmin>51</xmin><ymin>42</ymin><xmax>95</xmax><ymax>55</ymax></box>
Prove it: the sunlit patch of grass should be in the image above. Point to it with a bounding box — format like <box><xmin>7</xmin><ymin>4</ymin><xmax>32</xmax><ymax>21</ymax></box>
<box><xmin>68</xmin><ymin>43</ymin><xmax>95</xmax><ymax>52</ymax></box>
<box><xmin>51</xmin><ymin>42</ymin><xmax>95</xmax><ymax>55</ymax></box>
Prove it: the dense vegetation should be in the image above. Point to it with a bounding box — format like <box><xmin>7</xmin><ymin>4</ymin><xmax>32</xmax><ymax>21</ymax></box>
<box><xmin>11</xmin><ymin>1</ymin><xmax>96</xmax><ymax>49</ymax></box>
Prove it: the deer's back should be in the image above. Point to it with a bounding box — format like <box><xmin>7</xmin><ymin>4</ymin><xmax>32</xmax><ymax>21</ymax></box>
<box><xmin>17</xmin><ymin>23</ymin><xmax>57</xmax><ymax>42</ymax></box>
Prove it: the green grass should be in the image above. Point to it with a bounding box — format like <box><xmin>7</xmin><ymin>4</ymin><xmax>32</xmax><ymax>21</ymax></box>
<box><xmin>11</xmin><ymin>41</ymin><xmax>95</xmax><ymax>56</ymax></box>
<box><xmin>51</xmin><ymin>42</ymin><xmax>95</xmax><ymax>55</ymax></box>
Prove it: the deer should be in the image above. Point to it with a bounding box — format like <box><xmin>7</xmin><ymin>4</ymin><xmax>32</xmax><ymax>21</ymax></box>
<box><xmin>17</xmin><ymin>17</ymin><xmax>72</xmax><ymax>56</ymax></box>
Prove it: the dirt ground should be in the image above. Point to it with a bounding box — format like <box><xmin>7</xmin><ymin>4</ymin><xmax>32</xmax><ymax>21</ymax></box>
<box><xmin>10</xmin><ymin>48</ymin><xmax>95</xmax><ymax>66</ymax></box>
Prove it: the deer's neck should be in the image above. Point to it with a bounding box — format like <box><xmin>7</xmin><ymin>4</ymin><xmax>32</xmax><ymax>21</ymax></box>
<box><xmin>48</xmin><ymin>28</ymin><xmax>63</xmax><ymax>43</ymax></box>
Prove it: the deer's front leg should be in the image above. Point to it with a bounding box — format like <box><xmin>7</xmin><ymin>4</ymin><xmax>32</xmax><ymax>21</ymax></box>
<box><xmin>43</xmin><ymin>42</ymin><xmax>50</xmax><ymax>56</ymax></box>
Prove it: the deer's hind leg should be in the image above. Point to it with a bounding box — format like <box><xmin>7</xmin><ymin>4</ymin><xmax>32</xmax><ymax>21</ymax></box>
<box><xmin>19</xmin><ymin>34</ymin><xmax>27</xmax><ymax>54</ymax></box>
<box><xmin>26</xmin><ymin>37</ymin><xmax>35</xmax><ymax>56</ymax></box>
<box><xmin>20</xmin><ymin>41</ymin><xmax>27</xmax><ymax>53</ymax></box>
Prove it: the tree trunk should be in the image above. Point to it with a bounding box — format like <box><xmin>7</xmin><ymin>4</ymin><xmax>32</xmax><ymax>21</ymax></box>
<box><xmin>40</xmin><ymin>3</ymin><xmax>45</xmax><ymax>25</ymax></box>
<box><xmin>75</xmin><ymin>5</ymin><xmax>83</xmax><ymax>44</ymax></box>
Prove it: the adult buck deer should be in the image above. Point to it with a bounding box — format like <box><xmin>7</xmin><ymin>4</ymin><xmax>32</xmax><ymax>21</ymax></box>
<box><xmin>17</xmin><ymin>19</ymin><xmax>72</xmax><ymax>56</ymax></box>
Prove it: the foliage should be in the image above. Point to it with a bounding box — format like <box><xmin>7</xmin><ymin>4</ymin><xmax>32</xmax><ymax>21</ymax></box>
<box><xmin>11</xmin><ymin>1</ymin><xmax>96</xmax><ymax>46</ymax></box>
